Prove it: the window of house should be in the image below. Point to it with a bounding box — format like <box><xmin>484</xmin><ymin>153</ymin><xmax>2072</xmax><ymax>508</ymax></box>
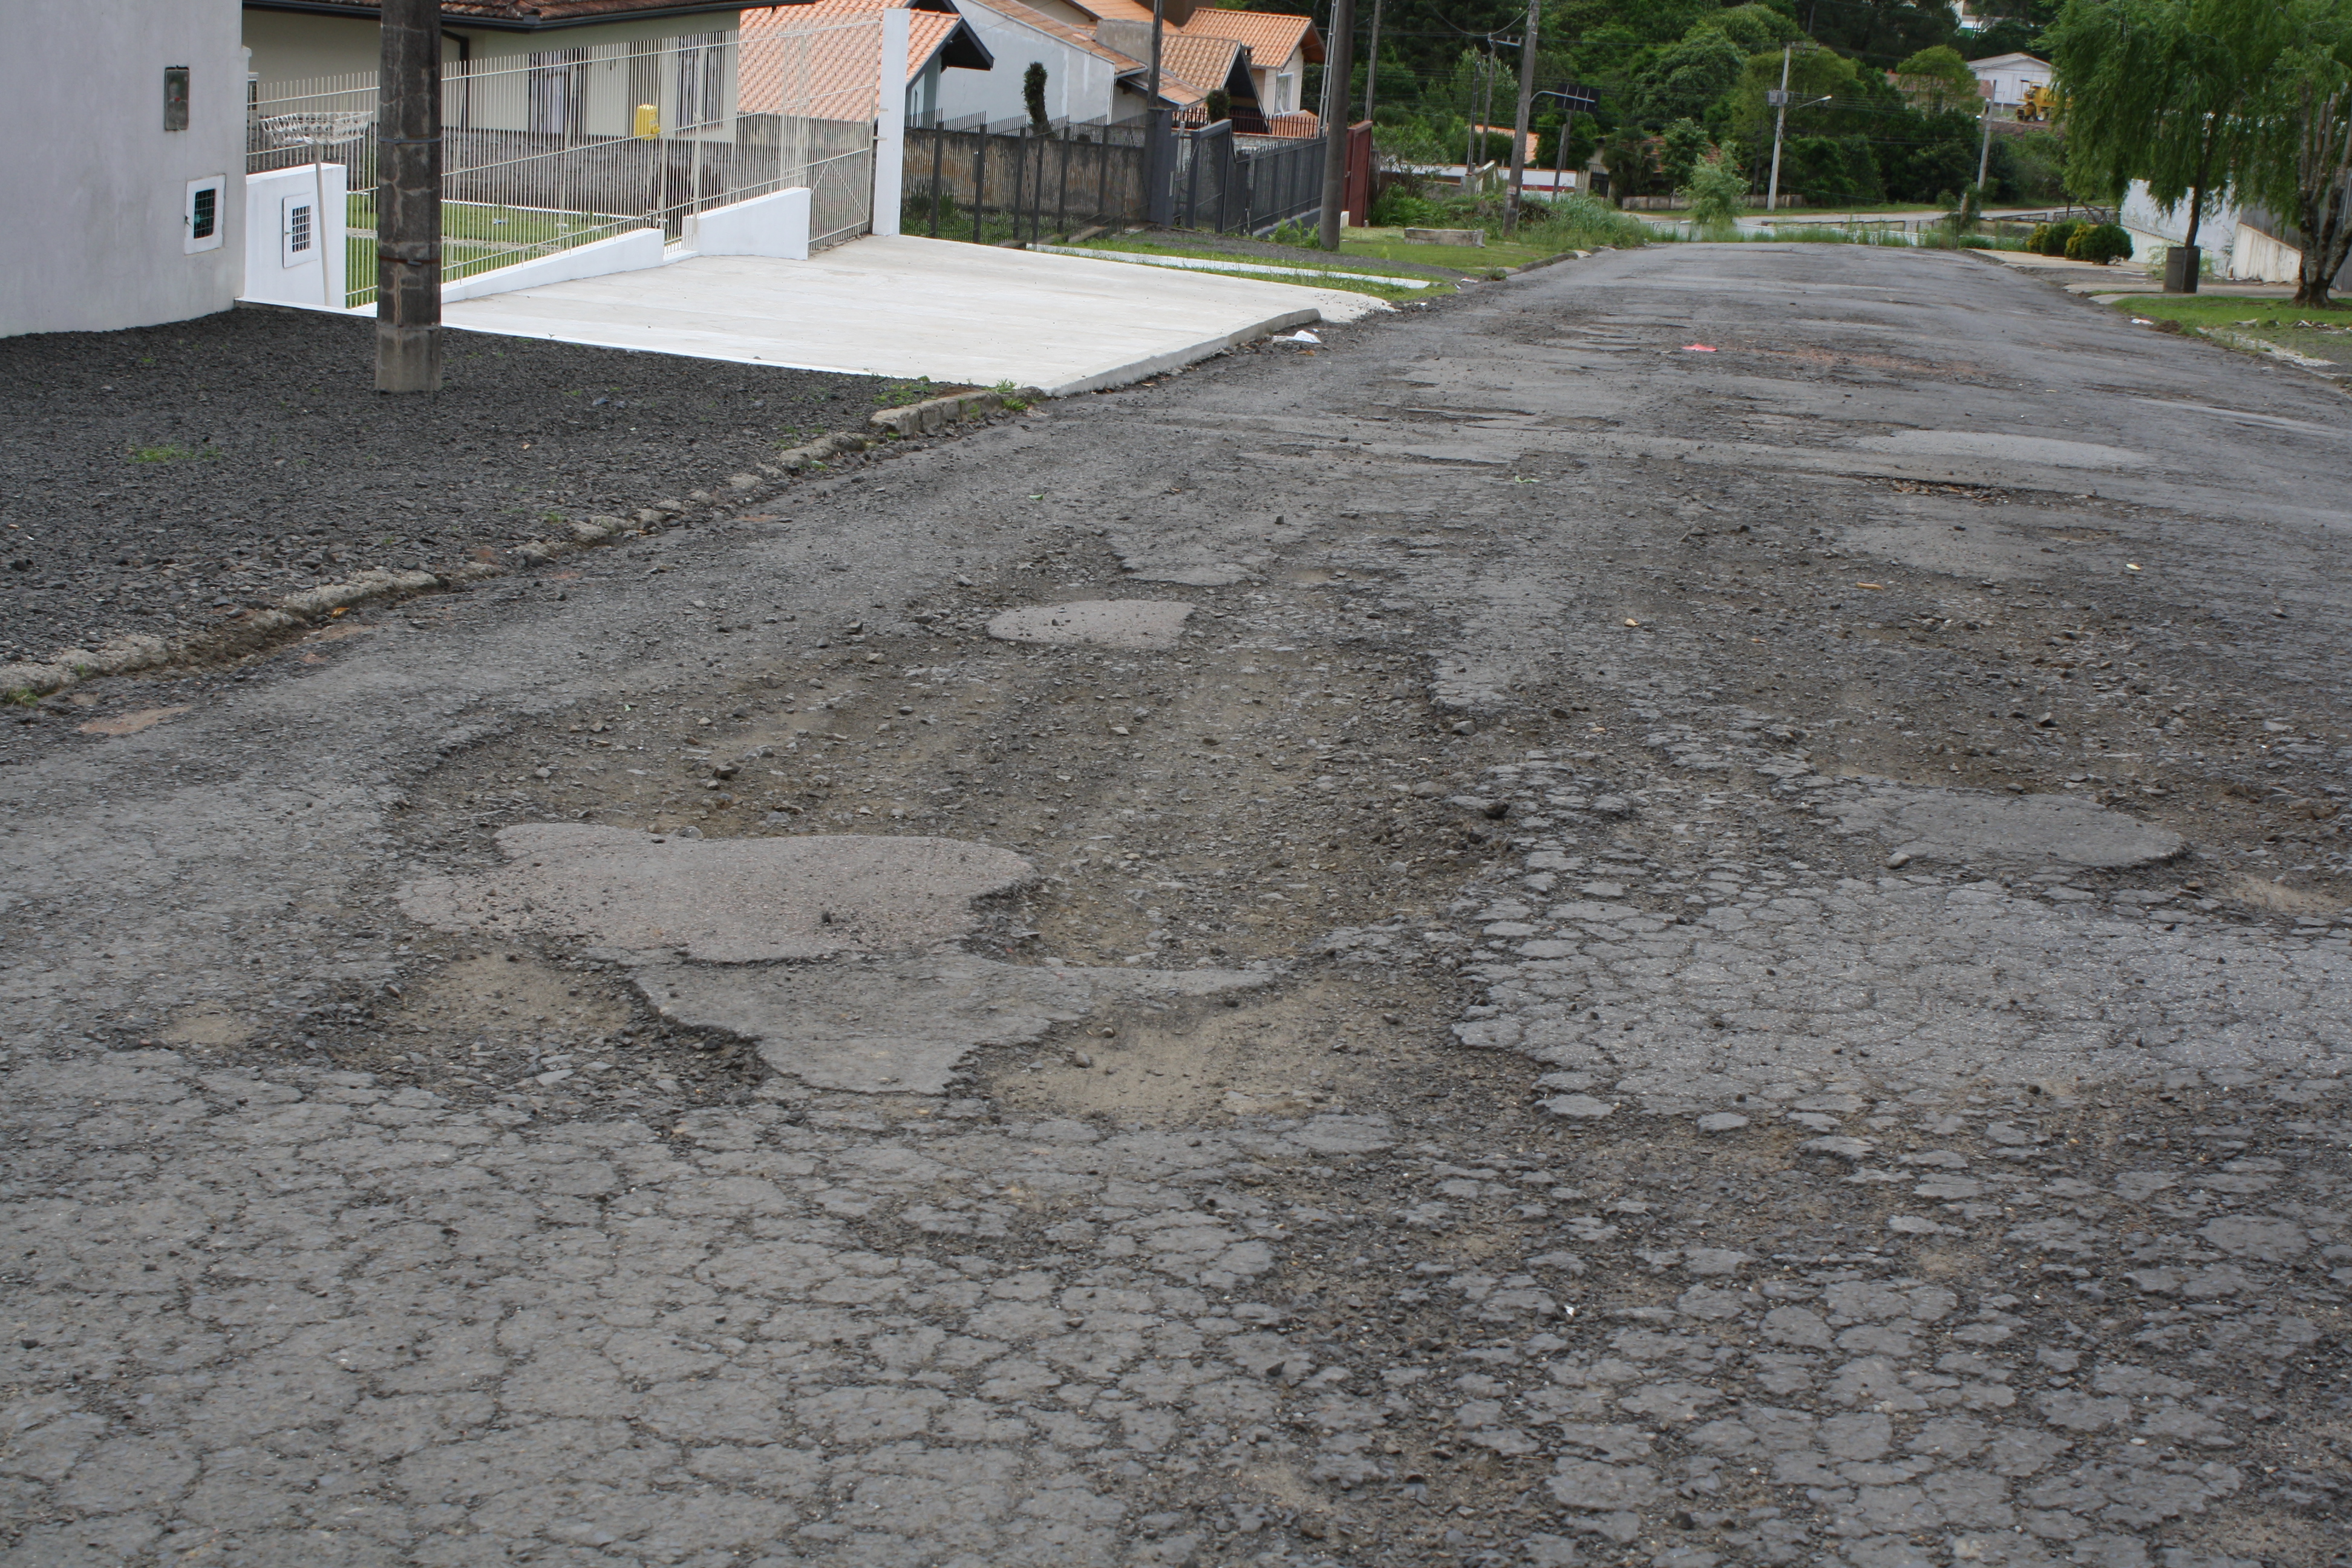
<box><xmin>1275</xmin><ymin>72</ymin><xmax>1297</xmax><ymax>114</ymax></box>
<box><xmin>528</xmin><ymin>48</ymin><xmax>587</xmax><ymax>138</ymax></box>
<box><xmin>678</xmin><ymin>34</ymin><xmax>727</xmax><ymax>128</ymax></box>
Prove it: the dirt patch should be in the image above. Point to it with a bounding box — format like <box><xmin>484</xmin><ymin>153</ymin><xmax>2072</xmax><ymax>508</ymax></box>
<box><xmin>982</xmin><ymin>978</ymin><xmax>1420</xmax><ymax>1123</ymax></box>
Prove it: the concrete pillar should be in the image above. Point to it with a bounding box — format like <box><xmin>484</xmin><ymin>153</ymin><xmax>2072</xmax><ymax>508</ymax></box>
<box><xmin>872</xmin><ymin>8</ymin><xmax>909</xmax><ymax>237</ymax></box>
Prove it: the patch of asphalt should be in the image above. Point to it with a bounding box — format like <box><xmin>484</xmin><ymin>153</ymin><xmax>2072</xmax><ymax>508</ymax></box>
<box><xmin>0</xmin><ymin>303</ymin><xmax>890</xmax><ymax>667</ymax></box>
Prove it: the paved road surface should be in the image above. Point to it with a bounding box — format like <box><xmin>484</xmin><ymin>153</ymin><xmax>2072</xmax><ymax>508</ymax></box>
<box><xmin>4</xmin><ymin>243</ymin><xmax>2348</xmax><ymax>1568</ymax></box>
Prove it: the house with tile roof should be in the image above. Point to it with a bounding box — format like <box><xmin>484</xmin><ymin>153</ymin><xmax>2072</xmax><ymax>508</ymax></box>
<box><xmin>934</xmin><ymin>0</ymin><xmax>1160</xmax><ymax>125</ymax></box>
<box><xmin>243</xmin><ymin>0</ymin><xmax>754</xmax><ymax>80</ymax></box>
<box><xmin>739</xmin><ymin>0</ymin><xmax>992</xmax><ymax>124</ymax></box>
<box><xmin>1171</xmin><ymin>5</ymin><xmax>1318</xmax><ymax>122</ymax></box>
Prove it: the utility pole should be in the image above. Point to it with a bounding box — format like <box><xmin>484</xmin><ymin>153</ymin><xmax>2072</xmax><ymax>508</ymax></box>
<box><xmin>1974</xmin><ymin>87</ymin><xmax>1993</xmax><ymax>191</ymax></box>
<box><xmin>1146</xmin><ymin>0</ymin><xmax>1171</xmax><ymax>226</ymax></box>
<box><xmin>1503</xmin><ymin>0</ymin><xmax>1538</xmax><ymax>235</ymax></box>
<box><xmin>377</xmin><ymin>0</ymin><xmax>442</xmax><ymax>393</ymax></box>
<box><xmin>1362</xmin><ymin>0</ymin><xmax>1383</xmax><ymax>125</ymax></box>
<box><xmin>1764</xmin><ymin>42</ymin><xmax>1792</xmax><ymax>214</ymax></box>
<box><xmin>1316</xmin><ymin>0</ymin><xmax>1357</xmax><ymax>247</ymax></box>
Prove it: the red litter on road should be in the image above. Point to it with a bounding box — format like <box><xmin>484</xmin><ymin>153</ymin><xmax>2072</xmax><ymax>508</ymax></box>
<box><xmin>1683</xmin><ymin>344</ymin><xmax>1717</xmax><ymax>352</ymax></box>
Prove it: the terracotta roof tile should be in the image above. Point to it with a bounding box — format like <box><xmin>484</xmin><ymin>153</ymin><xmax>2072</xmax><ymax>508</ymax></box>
<box><xmin>1174</xmin><ymin>8</ymin><xmax>1320</xmax><ymax>66</ymax></box>
<box><xmin>1057</xmin><ymin>0</ymin><xmax>1157</xmax><ymax>20</ymax></box>
<box><xmin>1156</xmin><ymin>31</ymin><xmax>1243</xmax><ymax>97</ymax></box>
<box><xmin>1262</xmin><ymin>109</ymin><xmax>1318</xmax><ymax>137</ymax></box>
<box><xmin>738</xmin><ymin>0</ymin><xmax>965</xmax><ymax>122</ymax></box>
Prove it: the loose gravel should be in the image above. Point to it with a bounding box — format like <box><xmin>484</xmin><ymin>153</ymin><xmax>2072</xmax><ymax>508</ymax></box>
<box><xmin>0</xmin><ymin>305</ymin><xmax>884</xmax><ymax>664</ymax></box>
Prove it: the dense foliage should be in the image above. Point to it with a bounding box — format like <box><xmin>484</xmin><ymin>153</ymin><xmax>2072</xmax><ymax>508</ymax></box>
<box><xmin>1227</xmin><ymin>0</ymin><xmax>2072</xmax><ymax>206</ymax></box>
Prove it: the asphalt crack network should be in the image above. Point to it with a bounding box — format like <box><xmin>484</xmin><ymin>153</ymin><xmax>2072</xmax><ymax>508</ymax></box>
<box><xmin>1</xmin><ymin>246</ymin><xmax>2348</xmax><ymax>1568</ymax></box>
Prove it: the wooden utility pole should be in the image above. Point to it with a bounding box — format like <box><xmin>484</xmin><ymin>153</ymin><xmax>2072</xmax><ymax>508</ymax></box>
<box><xmin>1362</xmin><ymin>0</ymin><xmax>1383</xmax><ymax>124</ymax></box>
<box><xmin>1316</xmin><ymin>0</ymin><xmax>1356</xmax><ymax>249</ymax></box>
<box><xmin>377</xmin><ymin>0</ymin><xmax>443</xmax><ymax>392</ymax></box>
<box><xmin>1503</xmin><ymin>0</ymin><xmax>1538</xmax><ymax>234</ymax></box>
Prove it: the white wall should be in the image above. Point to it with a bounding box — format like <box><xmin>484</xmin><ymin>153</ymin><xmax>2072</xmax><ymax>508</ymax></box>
<box><xmin>935</xmin><ymin>0</ymin><xmax>1138</xmax><ymax>126</ymax></box>
<box><xmin>1</xmin><ymin>0</ymin><xmax>247</xmax><ymax>336</ymax></box>
<box><xmin>243</xmin><ymin>10</ymin><xmax>747</xmax><ymax>82</ymax></box>
<box><xmin>242</xmin><ymin>164</ymin><xmax>348</xmax><ymax>308</ymax></box>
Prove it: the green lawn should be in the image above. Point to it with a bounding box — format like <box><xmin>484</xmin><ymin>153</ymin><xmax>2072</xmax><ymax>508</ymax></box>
<box><xmin>2111</xmin><ymin>293</ymin><xmax>2352</xmax><ymax>370</ymax></box>
<box><xmin>1339</xmin><ymin>227</ymin><xmax>1562</xmax><ymax>272</ymax></box>
<box><xmin>2107</xmin><ymin>294</ymin><xmax>2352</xmax><ymax>330</ymax></box>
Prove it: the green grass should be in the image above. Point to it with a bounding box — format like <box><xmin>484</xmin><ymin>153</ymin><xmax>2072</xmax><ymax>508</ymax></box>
<box><xmin>127</xmin><ymin>444</ymin><xmax>218</xmax><ymax>463</ymax></box>
<box><xmin>2106</xmin><ymin>295</ymin><xmax>2352</xmax><ymax>330</ymax></box>
<box><xmin>1077</xmin><ymin>235</ymin><xmax>1455</xmax><ymax>298</ymax></box>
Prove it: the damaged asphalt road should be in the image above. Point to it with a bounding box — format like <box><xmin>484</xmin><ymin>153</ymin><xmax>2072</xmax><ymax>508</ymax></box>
<box><xmin>2</xmin><ymin>243</ymin><xmax>2348</xmax><ymax>1568</ymax></box>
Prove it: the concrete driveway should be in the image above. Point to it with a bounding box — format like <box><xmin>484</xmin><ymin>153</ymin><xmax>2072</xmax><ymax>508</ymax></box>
<box><xmin>439</xmin><ymin>233</ymin><xmax>1387</xmax><ymax>396</ymax></box>
<box><xmin>5</xmin><ymin>242</ymin><xmax>2350</xmax><ymax>1568</ymax></box>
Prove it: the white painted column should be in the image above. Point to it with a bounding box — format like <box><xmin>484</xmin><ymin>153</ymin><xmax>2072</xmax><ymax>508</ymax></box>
<box><xmin>872</xmin><ymin>7</ymin><xmax>910</xmax><ymax>237</ymax></box>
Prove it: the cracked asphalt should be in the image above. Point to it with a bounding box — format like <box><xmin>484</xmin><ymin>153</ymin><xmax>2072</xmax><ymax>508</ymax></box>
<box><xmin>4</xmin><ymin>244</ymin><xmax>2350</xmax><ymax>1568</ymax></box>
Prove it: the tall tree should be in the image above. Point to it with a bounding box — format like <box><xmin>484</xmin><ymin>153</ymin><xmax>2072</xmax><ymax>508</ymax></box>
<box><xmin>2246</xmin><ymin>0</ymin><xmax>2352</xmax><ymax>303</ymax></box>
<box><xmin>2045</xmin><ymin>0</ymin><xmax>2269</xmax><ymax>250</ymax></box>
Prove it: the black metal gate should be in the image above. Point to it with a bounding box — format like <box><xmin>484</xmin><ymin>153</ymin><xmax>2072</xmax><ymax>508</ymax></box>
<box><xmin>1169</xmin><ymin>124</ymin><xmax>1326</xmax><ymax>235</ymax></box>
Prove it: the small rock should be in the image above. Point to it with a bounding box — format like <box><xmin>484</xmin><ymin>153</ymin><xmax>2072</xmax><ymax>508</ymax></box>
<box><xmin>1543</xmin><ymin>1094</ymin><xmax>1618</xmax><ymax>1120</ymax></box>
<box><xmin>1070</xmin><ymin>1050</ymin><xmax>1093</xmax><ymax>1068</ymax></box>
<box><xmin>1696</xmin><ymin>1112</ymin><xmax>1749</xmax><ymax>1132</ymax></box>
<box><xmin>1798</xmin><ymin>1135</ymin><xmax>1875</xmax><ymax>1161</ymax></box>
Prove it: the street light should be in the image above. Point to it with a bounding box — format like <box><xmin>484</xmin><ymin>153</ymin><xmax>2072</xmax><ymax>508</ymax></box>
<box><xmin>1534</xmin><ymin>85</ymin><xmax>1596</xmax><ymax>198</ymax></box>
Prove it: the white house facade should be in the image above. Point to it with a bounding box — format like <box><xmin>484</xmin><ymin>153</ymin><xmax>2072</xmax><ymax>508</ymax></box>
<box><xmin>1967</xmin><ymin>51</ymin><xmax>2051</xmax><ymax>113</ymax></box>
<box><xmin>3</xmin><ymin>0</ymin><xmax>249</xmax><ymax>335</ymax></box>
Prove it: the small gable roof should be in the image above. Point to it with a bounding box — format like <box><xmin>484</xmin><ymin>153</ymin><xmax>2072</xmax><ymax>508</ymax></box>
<box><xmin>739</xmin><ymin>0</ymin><xmax>991</xmax><ymax>121</ymax></box>
<box><xmin>1174</xmin><ymin>8</ymin><xmax>1320</xmax><ymax>67</ymax></box>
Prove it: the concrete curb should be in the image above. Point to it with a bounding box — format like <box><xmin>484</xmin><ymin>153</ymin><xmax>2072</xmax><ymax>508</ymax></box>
<box><xmin>1044</xmin><ymin>309</ymin><xmax>1321</xmax><ymax>397</ymax></box>
<box><xmin>869</xmin><ymin>387</ymin><xmax>1039</xmax><ymax>437</ymax></box>
<box><xmin>1</xmin><ymin>408</ymin><xmax>1012</xmax><ymax>702</ymax></box>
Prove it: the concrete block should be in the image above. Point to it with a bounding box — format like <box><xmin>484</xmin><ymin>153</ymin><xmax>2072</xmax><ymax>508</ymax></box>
<box><xmin>440</xmin><ymin>227</ymin><xmax>667</xmax><ymax>304</ymax></box>
<box><xmin>686</xmin><ymin>188</ymin><xmax>811</xmax><ymax>261</ymax></box>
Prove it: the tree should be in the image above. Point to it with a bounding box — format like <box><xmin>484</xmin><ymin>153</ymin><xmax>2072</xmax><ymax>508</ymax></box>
<box><xmin>1893</xmin><ymin>45</ymin><xmax>1981</xmax><ymax>114</ymax></box>
<box><xmin>1660</xmin><ymin>117</ymin><xmax>1713</xmax><ymax>186</ymax></box>
<box><xmin>1023</xmin><ymin>62</ymin><xmax>1050</xmax><ymax>131</ymax></box>
<box><xmin>2244</xmin><ymin>0</ymin><xmax>2352</xmax><ymax>304</ymax></box>
<box><xmin>1627</xmin><ymin>30</ymin><xmax>1748</xmax><ymax>126</ymax></box>
<box><xmin>2046</xmin><ymin>0</ymin><xmax>2269</xmax><ymax>251</ymax></box>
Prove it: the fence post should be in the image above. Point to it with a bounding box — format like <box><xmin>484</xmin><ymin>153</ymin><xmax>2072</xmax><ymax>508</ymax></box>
<box><xmin>1055</xmin><ymin>123</ymin><xmax>1071</xmax><ymax>239</ymax></box>
<box><xmin>872</xmin><ymin>7</ymin><xmax>909</xmax><ymax>235</ymax></box>
<box><xmin>1097</xmin><ymin>124</ymin><xmax>1112</xmax><ymax>223</ymax></box>
<box><xmin>1146</xmin><ymin>107</ymin><xmax>1174</xmax><ymax>225</ymax></box>
<box><xmin>930</xmin><ymin>121</ymin><xmax>946</xmax><ymax>236</ymax></box>
<box><xmin>973</xmin><ymin>131</ymin><xmax>987</xmax><ymax>243</ymax></box>
<box><xmin>1183</xmin><ymin>129</ymin><xmax>1202</xmax><ymax>229</ymax></box>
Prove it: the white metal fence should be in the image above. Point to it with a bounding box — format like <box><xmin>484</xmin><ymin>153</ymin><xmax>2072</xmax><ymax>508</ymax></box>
<box><xmin>247</xmin><ymin>21</ymin><xmax>880</xmax><ymax>307</ymax></box>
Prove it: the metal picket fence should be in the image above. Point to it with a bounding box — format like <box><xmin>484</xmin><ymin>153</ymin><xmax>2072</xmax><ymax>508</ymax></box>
<box><xmin>1168</xmin><ymin>123</ymin><xmax>1327</xmax><ymax>235</ymax></box>
<box><xmin>903</xmin><ymin>114</ymin><xmax>1154</xmax><ymax>244</ymax></box>
<box><xmin>247</xmin><ymin>21</ymin><xmax>880</xmax><ymax>307</ymax></box>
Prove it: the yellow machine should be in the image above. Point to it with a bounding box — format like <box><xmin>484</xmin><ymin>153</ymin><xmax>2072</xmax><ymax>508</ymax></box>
<box><xmin>2016</xmin><ymin>83</ymin><xmax>2058</xmax><ymax>123</ymax></box>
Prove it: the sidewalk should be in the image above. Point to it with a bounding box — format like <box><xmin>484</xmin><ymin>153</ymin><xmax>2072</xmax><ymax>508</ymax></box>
<box><xmin>440</xmin><ymin>234</ymin><xmax>1388</xmax><ymax>397</ymax></box>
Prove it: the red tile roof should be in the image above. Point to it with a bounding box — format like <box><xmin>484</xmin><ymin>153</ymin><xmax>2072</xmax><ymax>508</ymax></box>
<box><xmin>245</xmin><ymin>0</ymin><xmax>746</xmax><ymax>26</ymax></box>
<box><xmin>1156</xmin><ymin>31</ymin><xmax>1244</xmax><ymax>99</ymax></box>
<box><xmin>738</xmin><ymin>0</ymin><xmax>973</xmax><ymax>121</ymax></box>
<box><xmin>1174</xmin><ymin>8</ymin><xmax>1320</xmax><ymax>66</ymax></box>
<box><xmin>1262</xmin><ymin>108</ymin><xmax>1318</xmax><ymax>137</ymax></box>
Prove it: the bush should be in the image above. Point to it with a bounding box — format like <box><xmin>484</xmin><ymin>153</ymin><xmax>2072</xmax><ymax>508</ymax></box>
<box><xmin>1369</xmin><ymin>186</ymin><xmax>1446</xmax><ymax>228</ymax></box>
<box><xmin>1681</xmin><ymin>155</ymin><xmax>1751</xmax><ymax>232</ymax></box>
<box><xmin>2064</xmin><ymin>221</ymin><xmax>2132</xmax><ymax>264</ymax></box>
<box><xmin>2031</xmin><ymin>219</ymin><xmax>2089</xmax><ymax>256</ymax></box>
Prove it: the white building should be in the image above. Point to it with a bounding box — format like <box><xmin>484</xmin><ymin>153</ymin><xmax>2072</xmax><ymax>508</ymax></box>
<box><xmin>243</xmin><ymin>0</ymin><xmax>750</xmax><ymax>85</ymax></box>
<box><xmin>1967</xmin><ymin>51</ymin><xmax>2051</xmax><ymax>115</ymax></box>
<box><xmin>2</xmin><ymin>0</ymin><xmax>250</xmax><ymax>336</ymax></box>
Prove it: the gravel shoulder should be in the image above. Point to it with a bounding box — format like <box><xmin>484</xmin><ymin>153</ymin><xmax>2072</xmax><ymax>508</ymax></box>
<box><xmin>0</xmin><ymin>305</ymin><xmax>886</xmax><ymax>665</ymax></box>
<box><xmin>1</xmin><ymin>246</ymin><xmax>2348</xmax><ymax>1568</ymax></box>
